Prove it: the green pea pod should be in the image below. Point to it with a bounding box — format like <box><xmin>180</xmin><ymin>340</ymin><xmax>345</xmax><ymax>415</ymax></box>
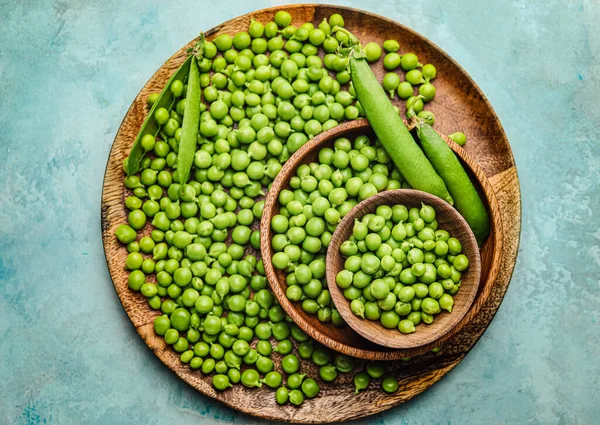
<box><xmin>414</xmin><ymin>122</ymin><xmax>490</xmax><ymax>245</ymax></box>
<box><xmin>126</xmin><ymin>55</ymin><xmax>192</xmax><ymax>176</ymax></box>
<box><xmin>177</xmin><ymin>56</ymin><xmax>201</xmax><ymax>185</ymax></box>
<box><xmin>349</xmin><ymin>56</ymin><xmax>453</xmax><ymax>204</ymax></box>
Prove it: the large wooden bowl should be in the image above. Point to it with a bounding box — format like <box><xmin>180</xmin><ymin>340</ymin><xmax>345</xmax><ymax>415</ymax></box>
<box><xmin>102</xmin><ymin>4</ymin><xmax>520</xmax><ymax>423</ymax></box>
<box><xmin>326</xmin><ymin>189</ymin><xmax>482</xmax><ymax>349</ymax></box>
<box><xmin>260</xmin><ymin>119</ymin><xmax>502</xmax><ymax>359</ymax></box>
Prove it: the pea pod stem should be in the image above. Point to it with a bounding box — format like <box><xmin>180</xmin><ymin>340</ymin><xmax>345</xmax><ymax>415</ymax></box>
<box><xmin>406</xmin><ymin>96</ymin><xmax>424</xmax><ymax>119</ymax></box>
<box><xmin>331</xmin><ymin>26</ymin><xmax>363</xmax><ymax>60</ymax></box>
<box><xmin>189</xmin><ymin>32</ymin><xmax>206</xmax><ymax>59</ymax></box>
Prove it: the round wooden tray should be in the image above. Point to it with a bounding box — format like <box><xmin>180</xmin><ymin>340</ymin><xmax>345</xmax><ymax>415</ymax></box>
<box><xmin>101</xmin><ymin>4</ymin><xmax>521</xmax><ymax>423</ymax></box>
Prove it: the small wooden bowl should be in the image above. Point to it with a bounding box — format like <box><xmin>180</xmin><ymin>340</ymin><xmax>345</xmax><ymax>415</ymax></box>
<box><xmin>260</xmin><ymin>119</ymin><xmax>503</xmax><ymax>359</ymax></box>
<box><xmin>326</xmin><ymin>189</ymin><xmax>482</xmax><ymax>349</ymax></box>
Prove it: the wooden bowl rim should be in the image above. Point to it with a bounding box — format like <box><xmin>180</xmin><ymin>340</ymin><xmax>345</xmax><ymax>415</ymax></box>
<box><xmin>326</xmin><ymin>189</ymin><xmax>482</xmax><ymax>349</ymax></box>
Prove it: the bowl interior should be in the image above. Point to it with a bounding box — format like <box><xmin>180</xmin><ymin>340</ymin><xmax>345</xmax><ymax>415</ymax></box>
<box><xmin>260</xmin><ymin>119</ymin><xmax>502</xmax><ymax>359</ymax></box>
<box><xmin>326</xmin><ymin>189</ymin><xmax>481</xmax><ymax>349</ymax></box>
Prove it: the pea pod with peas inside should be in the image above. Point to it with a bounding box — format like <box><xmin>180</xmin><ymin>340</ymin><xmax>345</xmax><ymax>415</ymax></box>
<box><xmin>332</xmin><ymin>27</ymin><xmax>454</xmax><ymax>205</ymax></box>
<box><xmin>408</xmin><ymin>99</ymin><xmax>490</xmax><ymax>245</ymax></box>
<box><xmin>126</xmin><ymin>55</ymin><xmax>193</xmax><ymax>176</ymax></box>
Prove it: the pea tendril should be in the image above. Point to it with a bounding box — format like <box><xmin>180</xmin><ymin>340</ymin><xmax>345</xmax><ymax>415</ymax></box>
<box><xmin>187</xmin><ymin>32</ymin><xmax>207</xmax><ymax>59</ymax></box>
<box><xmin>406</xmin><ymin>95</ymin><xmax>427</xmax><ymax>123</ymax></box>
<box><xmin>332</xmin><ymin>26</ymin><xmax>366</xmax><ymax>60</ymax></box>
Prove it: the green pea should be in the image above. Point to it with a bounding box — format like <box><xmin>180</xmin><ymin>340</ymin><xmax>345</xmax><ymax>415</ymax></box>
<box><xmin>262</xmin><ymin>371</ymin><xmax>283</xmax><ymax>389</ymax></box>
<box><xmin>275</xmin><ymin>387</ymin><xmax>289</xmax><ymax>405</ymax></box>
<box><xmin>429</xmin><ymin>282</ymin><xmax>445</xmax><ymax>299</ymax></box>
<box><xmin>401</xmin><ymin>53</ymin><xmax>420</xmax><ymax>71</ymax></box>
<box><xmin>369</xmin><ymin>278</ymin><xmax>389</xmax><ymax>300</ymax></box>
<box><xmin>153</xmin><ymin>315</ymin><xmax>170</xmax><ymax>336</ymax></box>
<box><xmin>301</xmin><ymin>378</ymin><xmax>320</xmax><ymax>398</ymax></box>
<box><xmin>264</xmin><ymin>21</ymin><xmax>278</xmax><ymax>38</ymax></box>
<box><xmin>439</xmin><ymin>293</ymin><xmax>454</xmax><ymax>312</ymax></box>
<box><xmin>289</xmin><ymin>389</ymin><xmax>304</xmax><ymax>406</ymax></box>
<box><xmin>383</xmin><ymin>52</ymin><xmax>401</xmax><ymax>70</ymax></box>
<box><xmin>115</xmin><ymin>224</ymin><xmax>137</xmax><ymax>244</ymax></box>
<box><xmin>406</xmin><ymin>69</ymin><xmax>425</xmax><ymax>85</ymax></box>
<box><xmin>399</xmin><ymin>319</ymin><xmax>416</xmax><ymax>334</ymax></box>
<box><xmin>173</xmin><ymin>337</ymin><xmax>189</xmax><ymax>353</ymax></box>
<box><xmin>364</xmin><ymin>42</ymin><xmax>381</xmax><ymax>62</ymax></box>
<box><xmin>241</xmin><ymin>368</ymin><xmax>261</xmax><ymax>388</ymax></box>
<box><xmin>274</xmin><ymin>10</ymin><xmax>292</xmax><ymax>27</ymax></box>
<box><xmin>146</xmin><ymin>93</ymin><xmax>159</xmax><ymax>106</ymax></box>
<box><xmin>364</xmin><ymin>301</ymin><xmax>381</xmax><ymax>320</ymax></box>
<box><xmin>233</xmin><ymin>31</ymin><xmax>251</xmax><ymax>50</ymax></box>
<box><xmin>380</xmin><ymin>309</ymin><xmax>400</xmax><ymax>329</ymax></box>
<box><xmin>308</xmin><ymin>28</ymin><xmax>326</xmax><ymax>46</ymax></box>
<box><xmin>383</xmin><ymin>72</ymin><xmax>400</xmax><ymax>98</ymax></box>
<box><xmin>214</xmin><ymin>34</ymin><xmax>233</xmax><ymax>51</ymax></box>
<box><xmin>272</xmin><ymin>322</ymin><xmax>290</xmax><ymax>341</ymax></box>
<box><xmin>422</xmin><ymin>297</ymin><xmax>441</xmax><ymax>315</ymax></box>
<box><xmin>189</xmin><ymin>356</ymin><xmax>203</xmax><ymax>370</ymax></box>
<box><xmin>249</xmin><ymin>19</ymin><xmax>265</xmax><ymax>38</ymax></box>
<box><xmin>287</xmin><ymin>372</ymin><xmax>305</xmax><ymax>390</ymax></box>
<box><xmin>449</xmin><ymin>132</ymin><xmax>467</xmax><ymax>146</ymax></box>
<box><xmin>309</xmin><ymin>347</ymin><xmax>330</xmax><ymax>367</ymax></box>
<box><xmin>128</xmin><ymin>270</ymin><xmax>145</xmax><ymax>291</ymax></box>
<box><xmin>256</xmin><ymin>355</ymin><xmax>274</xmax><ymax>374</ymax></box>
<box><xmin>418</xmin><ymin>110</ymin><xmax>435</xmax><ymax>125</ymax></box>
<box><xmin>383</xmin><ymin>39</ymin><xmax>400</xmax><ymax>52</ymax></box>
<box><xmin>382</xmin><ymin>376</ymin><xmax>399</xmax><ymax>393</ymax></box>
<box><xmin>365</xmin><ymin>362</ymin><xmax>384</xmax><ymax>379</ymax></box>
<box><xmin>319</xmin><ymin>364</ymin><xmax>338</xmax><ymax>382</ymax></box>
<box><xmin>453</xmin><ymin>254</ymin><xmax>470</xmax><ymax>271</ymax></box>
<box><xmin>419</xmin><ymin>83</ymin><xmax>437</xmax><ymax>102</ymax></box>
<box><xmin>329</xmin><ymin>13</ymin><xmax>345</xmax><ymax>27</ymax></box>
<box><xmin>353</xmin><ymin>371</ymin><xmax>370</xmax><ymax>394</ymax></box>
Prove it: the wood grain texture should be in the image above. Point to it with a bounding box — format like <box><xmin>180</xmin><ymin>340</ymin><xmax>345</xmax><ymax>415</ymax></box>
<box><xmin>326</xmin><ymin>189</ymin><xmax>481</xmax><ymax>350</ymax></box>
<box><xmin>261</xmin><ymin>120</ymin><xmax>502</xmax><ymax>359</ymax></box>
<box><xmin>101</xmin><ymin>4</ymin><xmax>521</xmax><ymax>423</ymax></box>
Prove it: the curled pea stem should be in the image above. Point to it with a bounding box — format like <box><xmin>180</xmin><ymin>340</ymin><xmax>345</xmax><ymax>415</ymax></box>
<box><xmin>406</xmin><ymin>94</ymin><xmax>427</xmax><ymax>124</ymax></box>
<box><xmin>332</xmin><ymin>26</ymin><xmax>365</xmax><ymax>60</ymax></box>
<box><xmin>332</xmin><ymin>26</ymin><xmax>359</xmax><ymax>47</ymax></box>
<box><xmin>192</xmin><ymin>32</ymin><xmax>206</xmax><ymax>59</ymax></box>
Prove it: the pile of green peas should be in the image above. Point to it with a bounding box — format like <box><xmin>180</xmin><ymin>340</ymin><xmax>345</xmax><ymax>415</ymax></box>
<box><xmin>360</xmin><ymin>36</ymin><xmax>438</xmax><ymax>125</ymax></box>
<box><xmin>116</xmin><ymin>9</ymin><xmax>445</xmax><ymax>405</ymax></box>
<box><xmin>336</xmin><ymin>203</ymin><xmax>469</xmax><ymax>333</ymax></box>
<box><xmin>271</xmin><ymin>134</ymin><xmax>411</xmax><ymax>323</ymax></box>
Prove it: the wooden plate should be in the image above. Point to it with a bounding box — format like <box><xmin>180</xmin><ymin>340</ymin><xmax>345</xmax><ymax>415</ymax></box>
<box><xmin>101</xmin><ymin>4</ymin><xmax>521</xmax><ymax>423</ymax></box>
<box><xmin>326</xmin><ymin>189</ymin><xmax>482</xmax><ymax>350</ymax></box>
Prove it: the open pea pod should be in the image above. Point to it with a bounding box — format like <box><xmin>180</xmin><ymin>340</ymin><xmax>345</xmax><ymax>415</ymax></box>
<box><xmin>126</xmin><ymin>55</ymin><xmax>193</xmax><ymax>176</ymax></box>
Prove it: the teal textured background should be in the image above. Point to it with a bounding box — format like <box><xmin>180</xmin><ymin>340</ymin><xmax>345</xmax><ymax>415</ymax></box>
<box><xmin>1</xmin><ymin>1</ymin><xmax>599</xmax><ymax>424</ymax></box>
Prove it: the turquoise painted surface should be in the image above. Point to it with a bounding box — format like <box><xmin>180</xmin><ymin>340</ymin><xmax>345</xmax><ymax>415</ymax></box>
<box><xmin>1</xmin><ymin>0</ymin><xmax>598</xmax><ymax>424</ymax></box>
